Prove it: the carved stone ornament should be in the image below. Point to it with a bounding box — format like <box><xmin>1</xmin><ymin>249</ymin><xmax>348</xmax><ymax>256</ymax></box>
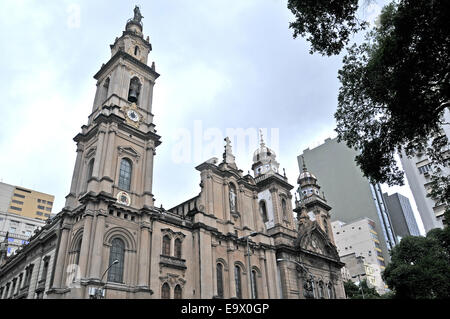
<box><xmin>117</xmin><ymin>191</ymin><xmax>131</xmax><ymax>206</ymax></box>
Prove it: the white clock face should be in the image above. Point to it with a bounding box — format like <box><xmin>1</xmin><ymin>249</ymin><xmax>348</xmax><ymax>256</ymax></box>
<box><xmin>127</xmin><ymin>110</ymin><xmax>139</xmax><ymax>122</ymax></box>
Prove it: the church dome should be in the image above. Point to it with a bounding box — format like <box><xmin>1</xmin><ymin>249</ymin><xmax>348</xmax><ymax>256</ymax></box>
<box><xmin>252</xmin><ymin>144</ymin><xmax>277</xmax><ymax>163</ymax></box>
<box><xmin>297</xmin><ymin>171</ymin><xmax>317</xmax><ymax>184</ymax></box>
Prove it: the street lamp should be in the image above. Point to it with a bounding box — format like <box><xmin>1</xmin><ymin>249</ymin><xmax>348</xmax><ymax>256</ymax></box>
<box><xmin>238</xmin><ymin>232</ymin><xmax>258</xmax><ymax>299</ymax></box>
<box><xmin>92</xmin><ymin>259</ymin><xmax>119</xmax><ymax>299</ymax></box>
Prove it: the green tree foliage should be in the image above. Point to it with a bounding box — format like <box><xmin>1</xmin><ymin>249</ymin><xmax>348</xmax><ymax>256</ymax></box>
<box><xmin>287</xmin><ymin>0</ymin><xmax>367</xmax><ymax>56</ymax></box>
<box><xmin>333</xmin><ymin>0</ymin><xmax>450</xmax><ymax>210</ymax></box>
<box><xmin>344</xmin><ymin>279</ymin><xmax>381</xmax><ymax>299</ymax></box>
<box><xmin>382</xmin><ymin>223</ymin><xmax>450</xmax><ymax>298</ymax></box>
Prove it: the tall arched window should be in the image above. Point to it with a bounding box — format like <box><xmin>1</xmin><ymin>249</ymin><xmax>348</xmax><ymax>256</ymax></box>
<box><xmin>107</xmin><ymin>238</ymin><xmax>125</xmax><ymax>283</ymax></box>
<box><xmin>259</xmin><ymin>201</ymin><xmax>268</xmax><ymax>223</ymax></box>
<box><xmin>229</xmin><ymin>183</ymin><xmax>237</xmax><ymax>213</ymax></box>
<box><xmin>174</xmin><ymin>238</ymin><xmax>182</xmax><ymax>259</ymax></box>
<box><xmin>87</xmin><ymin>159</ymin><xmax>94</xmax><ymax>181</ymax></box>
<box><xmin>281</xmin><ymin>198</ymin><xmax>287</xmax><ymax>219</ymax></box>
<box><xmin>134</xmin><ymin>46</ymin><xmax>140</xmax><ymax>56</ymax></box>
<box><xmin>174</xmin><ymin>285</ymin><xmax>182</xmax><ymax>299</ymax></box>
<box><xmin>318</xmin><ymin>281</ymin><xmax>324</xmax><ymax>299</ymax></box>
<box><xmin>161</xmin><ymin>283</ymin><xmax>170</xmax><ymax>299</ymax></box>
<box><xmin>217</xmin><ymin>263</ymin><xmax>224</xmax><ymax>298</ymax></box>
<box><xmin>74</xmin><ymin>238</ymin><xmax>82</xmax><ymax>266</ymax></box>
<box><xmin>327</xmin><ymin>283</ymin><xmax>334</xmax><ymax>299</ymax></box>
<box><xmin>162</xmin><ymin>235</ymin><xmax>171</xmax><ymax>256</ymax></box>
<box><xmin>234</xmin><ymin>265</ymin><xmax>242</xmax><ymax>299</ymax></box>
<box><xmin>118</xmin><ymin>158</ymin><xmax>132</xmax><ymax>191</ymax></box>
<box><xmin>251</xmin><ymin>269</ymin><xmax>258</xmax><ymax>299</ymax></box>
<box><xmin>128</xmin><ymin>77</ymin><xmax>141</xmax><ymax>103</ymax></box>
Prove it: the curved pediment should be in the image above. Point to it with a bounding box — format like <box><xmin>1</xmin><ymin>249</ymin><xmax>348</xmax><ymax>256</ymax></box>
<box><xmin>295</xmin><ymin>221</ymin><xmax>339</xmax><ymax>260</ymax></box>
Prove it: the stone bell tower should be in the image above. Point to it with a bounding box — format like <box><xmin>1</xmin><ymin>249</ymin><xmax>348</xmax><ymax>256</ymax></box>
<box><xmin>49</xmin><ymin>6</ymin><xmax>160</xmax><ymax>299</ymax></box>
<box><xmin>295</xmin><ymin>157</ymin><xmax>334</xmax><ymax>244</ymax></box>
<box><xmin>251</xmin><ymin>131</ymin><xmax>296</xmax><ymax>235</ymax></box>
<box><xmin>64</xmin><ymin>5</ymin><xmax>160</xmax><ymax>211</ymax></box>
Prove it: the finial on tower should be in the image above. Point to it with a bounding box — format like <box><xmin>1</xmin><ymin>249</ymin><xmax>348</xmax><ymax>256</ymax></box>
<box><xmin>222</xmin><ymin>137</ymin><xmax>237</xmax><ymax>168</ymax></box>
<box><xmin>259</xmin><ymin>128</ymin><xmax>265</xmax><ymax>147</ymax></box>
<box><xmin>132</xmin><ymin>5</ymin><xmax>144</xmax><ymax>23</ymax></box>
<box><xmin>301</xmin><ymin>155</ymin><xmax>308</xmax><ymax>172</ymax></box>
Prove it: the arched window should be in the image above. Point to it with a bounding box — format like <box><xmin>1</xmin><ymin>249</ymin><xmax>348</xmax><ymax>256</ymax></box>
<box><xmin>217</xmin><ymin>263</ymin><xmax>224</xmax><ymax>298</ymax></box>
<box><xmin>128</xmin><ymin>77</ymin><xmax>141</xmax><ymax>103</ymax></box>
<box><xmin>162</xmin><ymin>235</ymin><xmax>171</xmax><ymax>256</ymax></box>
<box><xmin>118</xmin><ymin>158</ymin><xmax>132</xmax><ymax>191</ymax></box>
<box><xmin>134</xmin><ymin>46</ymin><xmax>140</xmax><ymax>56</ymax></box>
<box><xmin>161</xmin><ymin>283</ymin><xmax>170</xmax><ymax>299</ymax></box>
<box><xmin>174</xmin><ymin>285</ymin><xmax>182</xmax><ymax>299</ymax></box>
<box><xmin>87</xmin><ymin>159</ymin><xmax>94</xmax><ymax>181</ymax></box>
<box><xmin>318</xmin><ymin>281</ymin><xmax>324</xmax><ymax>299</ymax></box>
<box><xmin>74</xmin><ymin>238</ymin><xmax>82</xmax><ymax>266</ymax></box>
<box><xmin>327</xmin><ymin>283</ymin><xmax>334</xmax><ymax>299</ymax></box>
<box><xmin>229</xmin><ymin>183</ymin><xmax>237</xmax><ymax>213</ymax></box>
<box><xmin>281</xmin><ymin>198</ymin><xmax>287</xmax><ymax>219</ymax></box>
<box><xmin>251</xmin><ymin>269</ymin><xmax>258</xmax><ymax>299</ymax></box>
<box><xmin>174</xmin><ymin>238</ymin><xmax>182</xmax><ymax>259</ymax></box>
<box><xmin>107</xmin><ymin>238</ymin><xmax>125</xmax><ymax>283</ymax></box>
<box><xmin>234</xmin><ymin>265</ymin><xmax>242</xmax><ymax>299</ymax></box>
<box><xmin>259</xmin><ymin>201</ymin><xmax>268</xmax><ymax>223</ymax></box>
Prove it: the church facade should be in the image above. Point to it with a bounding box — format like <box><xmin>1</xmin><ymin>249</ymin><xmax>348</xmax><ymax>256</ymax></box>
<box><xmin>0</xmin><ymin>7</ymin><xmax>345</xmax><ymax>299</ymax></box>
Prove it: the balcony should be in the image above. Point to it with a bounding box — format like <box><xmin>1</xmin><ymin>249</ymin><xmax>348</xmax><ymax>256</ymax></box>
<box><xmin>159</xmin><ymin>255</ymin><xmax>186</xmax><ymax>270</ymax></box>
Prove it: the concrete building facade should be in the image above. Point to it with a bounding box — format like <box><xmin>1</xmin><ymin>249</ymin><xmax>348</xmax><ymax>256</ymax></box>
<box><xmin>383</xmin><ymin>193</ymin><xmax>421</xmax><ymax>240</ymax></box>
<box><xmin>0</xmin><ymin>212</ymin><xmax>46</xmax><ymax>257</ymax></box>
<box><xmin>332</xmin><ymin>218</ymin><xmax>388</xmax><ymax>294</ymax></box>
<box><xmin>398</xmin><ymin>109</ymin><xmax>450</xmax><ymax>233</ymax></box>
<box><xmin>298</xmin><ymin>138</ymin><xmax>398</xmax><ymax>263</ymax></box>
<box><xmin>0</xmin><ymin>182</ymin><xmax>54</xmax><ymax>221</ymax></box>
<box><xmin>0</xmin><ymin>7</ymin><xmax>346</xmax><ymax>299</ymax></box>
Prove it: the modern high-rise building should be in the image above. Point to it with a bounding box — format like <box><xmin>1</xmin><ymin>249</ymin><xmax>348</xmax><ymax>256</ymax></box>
<box><xmin>332</xmin><ymin>218</ymin><xmax>388</xmax><ymax>294</ymax></box>
<box><xmin>0</xmin><ymin>182</ymin><xmax>54</xmax><ymax>221</ymax></box>
<box><xmin>383</xmin><ymin>192</ymin><xmax>421</xmax><ymax>240</ymax></box>
<box><xmin>398</xmin><ymin>109</ymin><xmax>450</xmax><ymax>233</ymax></box>
<box><xmin>298</xmin><ymin>138</ymin><xmax>398</xmax><ymax>263</ymax></box>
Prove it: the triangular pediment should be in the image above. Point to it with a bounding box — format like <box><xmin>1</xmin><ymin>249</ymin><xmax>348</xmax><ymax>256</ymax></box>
<box><xmin>118</xmin><ymin>146</ymin><xmax>141</xmax><ymax>161</ymax></box>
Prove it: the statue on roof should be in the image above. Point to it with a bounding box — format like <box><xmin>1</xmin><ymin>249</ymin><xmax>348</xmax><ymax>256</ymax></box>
<box><xmin>133</xmin><ymin>6</ymin><xmax>143</xmax><ymax>23</ymax></box>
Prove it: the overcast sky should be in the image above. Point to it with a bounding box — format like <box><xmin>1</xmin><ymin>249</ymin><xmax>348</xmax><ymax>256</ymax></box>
<box><xmin>0</xmin><ymin>0</ymin><xmax>425</xmax><ymax>234</ymax></box>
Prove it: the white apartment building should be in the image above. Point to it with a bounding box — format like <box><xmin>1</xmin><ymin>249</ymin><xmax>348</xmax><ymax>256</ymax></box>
<box><xmin>399</xmin><ymin>109</ymin><xmax>450</xmax><ymax>233</ymax></box>
<box><xmin>332</xmin><ymin>218</ymin><xmax>388</xmax><ymax>294</ymax></box>
<box><xmin>0</xmin><ymin>212</ymin><xmax>46</xmax><ymax>256</ymax></box>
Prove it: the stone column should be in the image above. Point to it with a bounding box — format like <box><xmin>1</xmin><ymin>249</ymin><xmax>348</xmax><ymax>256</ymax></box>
<box><xmin>199</xmin><ymin>229</ymin><xmax>213</xmax><ymax>298</ymax></box>
<box><xmin>88</xmin><ymin>210</ymin><xmax>107</xmax><ymax>279</ymax></box>
<box><xmin>211</xmin><ymin>242</ymin><xmax>217</xmax><ymax>296</ymax></box>
<box><xmin>143</xmin><ymin>145</ymin><xmax>155</xmax><ymax>207</ymax></box>
<box><xmin>102</xmin><ymin>127</ymin><xmax>117</xmax><ymax>180</ymax></box>
<box><xmin>52</xmin><ymin>225</ymin><xmax>71</xmax><ymax>288</ymax></box>
<box><xmin>223</xmin><ymin>181</ymin><xmax>230</xmax><ymax>221</ymax></box>
<box><xmin>258</xmin><ymin>251</ymin><xmax>269</xmax><ymax>299</ymax></box>
<box><xmin>206</xmin><ymin>173</ymin><xmax>213</xmax><ymax>215</ymax></box>
<box><xmin>269</xmin><ymin>187</ymin><xmax>280</xmax><ymax>225</ymax></box>
<box><xmin>92</xmin><ymin>127</ymin><xmax>106</xmax><ymax>179</ymax></box>
<box><xmin>227</xmin><ymin>243</ymin><xmax>236</xmax><ymax>298</ymax></box>
<box><xmin>264</xmin><ymin>249</ymin><xmax>279</xmax><ymax>298</ymax></box>
<box><xmin>78</xmin><ymin>211</ymin><xmax>94</xmax><ymax>278</ymax></box>
<box><xmin>65</xmin><ymin>144</ymin><xmax>84</xmax><ymax>208</ymax></box>
<box><xmin>137</xmin><ymin>222</ymin><xmax>151</xmax><ymax>287</ymax></box>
